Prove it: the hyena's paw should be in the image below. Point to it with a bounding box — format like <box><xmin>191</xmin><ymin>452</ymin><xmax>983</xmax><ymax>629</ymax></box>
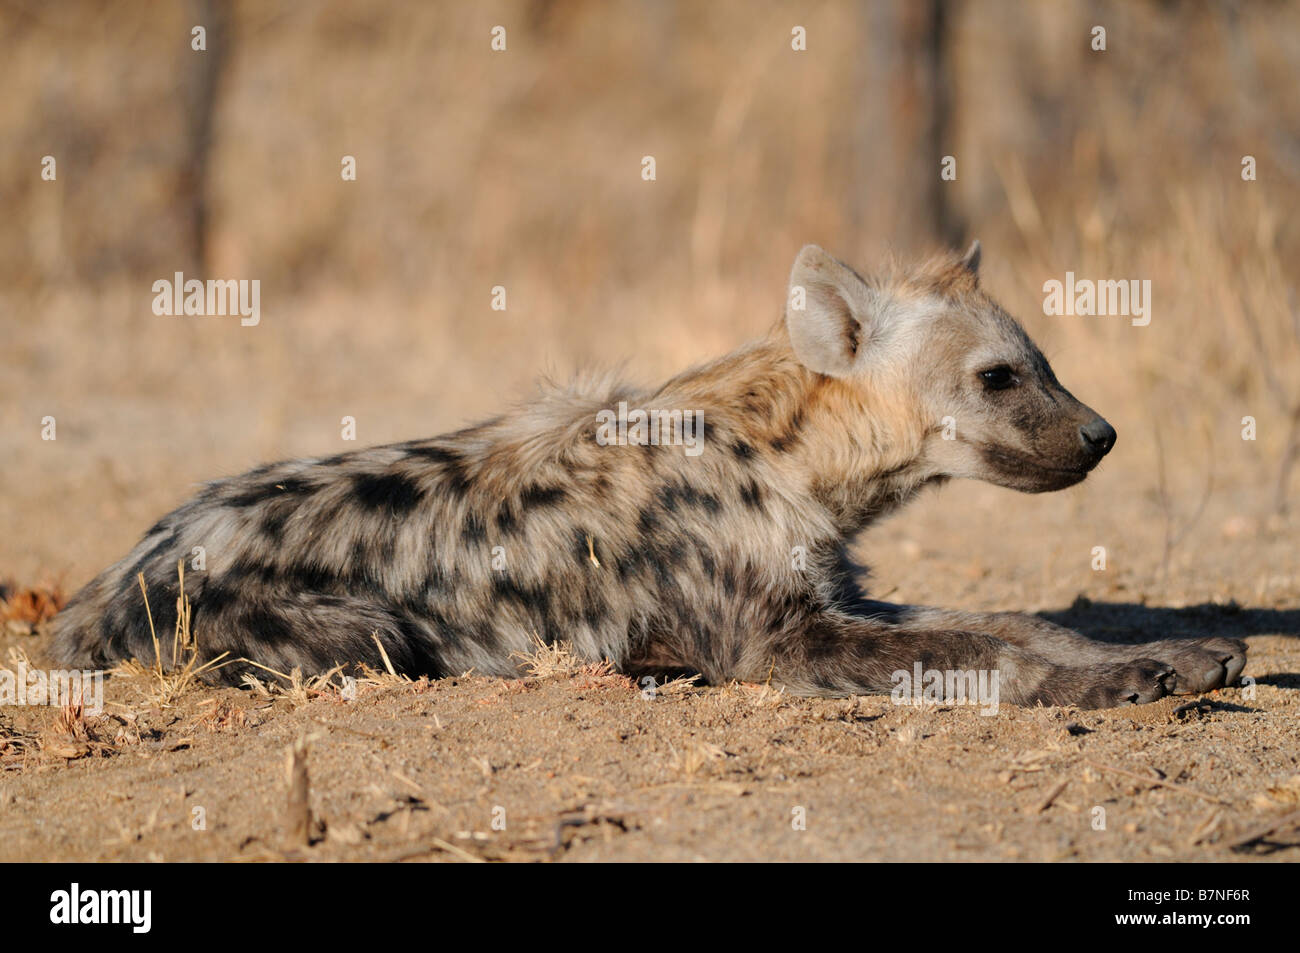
<box><xmin>1150</xmin><ymin>638</ymin><xmax>1248</xmax><ymax>694</ymax></box>
<box><xmin>1044</xmin><ymin>658</ymin><xmax>1176</xmax><ymax>709</ymax></box>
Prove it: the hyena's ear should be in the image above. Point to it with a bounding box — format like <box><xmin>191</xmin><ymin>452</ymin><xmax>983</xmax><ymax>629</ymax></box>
<box><xmin>960</xmin><ymin>239</ymin><xmax>981</xmax><ymax>275</ymax></box>
<box><xmin>785</xmin><ymin>244</ymin><xmax>882</xmax><ymax>378</ymax></box>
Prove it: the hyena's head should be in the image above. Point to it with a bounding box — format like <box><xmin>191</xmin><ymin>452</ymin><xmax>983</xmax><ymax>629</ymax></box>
<box><xmin>785</xmin><ymin>243</ymin><xmax>1115</xmax><ymax>492</ymax></box>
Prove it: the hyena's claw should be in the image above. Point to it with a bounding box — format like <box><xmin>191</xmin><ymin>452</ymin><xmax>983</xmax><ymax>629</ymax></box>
<box><xmin>1081</xmin><ymin>658</ymin><xmax>1175</xmax><ymax>708</ymax></box>
<box><xmin>1216</xmin><ymin>638</ymin><xmax>1249</xmax><ymax>687</ymax></box>
<box><xmin>1120</xmin><ymin>659</ymin><xmax>1177</xmax><ymax>706</ymax></box>
<box><xmin>1038</xmin><ymin>658</ymin><xmax>1175</xmax><ymax>708</ymax></box>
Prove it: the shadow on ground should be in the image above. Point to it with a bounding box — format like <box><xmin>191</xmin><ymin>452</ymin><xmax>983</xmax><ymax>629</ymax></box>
<box><xmin>1040</xmin><ymin>599</ymin><xmax>1300</xmax><ymax>644</ymax></box>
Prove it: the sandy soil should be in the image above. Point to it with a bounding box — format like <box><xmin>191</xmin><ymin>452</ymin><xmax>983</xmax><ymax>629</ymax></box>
<box><xmin>3</xmin><ymin>455</ymin><xmax>1298</xmax><ymax>863</ymax></box>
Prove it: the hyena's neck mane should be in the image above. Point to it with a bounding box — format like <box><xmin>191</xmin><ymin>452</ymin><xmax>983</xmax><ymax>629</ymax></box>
<box><xmin>651</xmin><ymin>328</ymin><xmax>935</xmax><ymax>537</ymax></box>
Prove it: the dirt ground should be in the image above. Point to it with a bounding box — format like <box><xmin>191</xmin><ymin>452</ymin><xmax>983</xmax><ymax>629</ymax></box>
<box><xmin>3</xmin><ymin>451</ymin><xmax>1298</xmax><ymax>863</ymax></box>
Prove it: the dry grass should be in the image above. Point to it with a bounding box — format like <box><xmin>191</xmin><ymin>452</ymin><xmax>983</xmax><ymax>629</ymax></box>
<box><xmin>509</xmin><ymin>635</ymin><xmax>637</xmax><ymax>693</ymax></box>
<box><xmin>514</xmin><ymin>635</ymin><xmax>600</xmax><ymax>680</ymax></box>
<box><xmin>239</xmin><ymin>665</ymin><xmax>348</xmax><ymax>708</ymax></box>
<box><xmin>115</xmin><ymin>561</ymin><xmax>231</xmax><ymax>707</ymax></box>
<box><xmin>38</xmin><ymin>696</ymin><xmax>118</xmax><ymax>760</ymax></box>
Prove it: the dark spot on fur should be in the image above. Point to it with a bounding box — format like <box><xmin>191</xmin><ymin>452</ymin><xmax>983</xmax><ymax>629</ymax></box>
<box><xmin>261</xmin><ymin>507</ymin><xmax>292</xmax><ymax>539</ymax></box>
<box><xmin>461</xmin><ymin>512</ymin><xmax>487</xmax><ymax>543</ymax></box>
<box><xmin>616</xmin><ymin>544</ymin><xmax>647</xmax><ymax>581</ymax></box>
<box><xmin>126</xmin><ymin>529</ymin><xmax>181</xmax><ymax>585</ymax></box>
<box><xmin>240</xmin><ymin>609</ymin><xmax>296</xmax><ymax>646</ymax></box>
<box><xmin>731</xmin><ymin>440</ymin><xmax>755</xmax><ymax>460</ymax></box>
<box><xmin>520</xmin><ymin>484</ymin><xmax>568</xmax><ymax>508</ymax></box>
<box><xmin>740</xmin><ymin>479</ymin><xmax>763</xmax><ymax>509</ymax></box>
<box><xmin>354</xmin><ymin>532</ymin><xmax>397</xmax><ymax>591</ymax></box>
<box><xmin>119</xmin><ymin>589</ymin><xmax>173</xmax><ymax>661</ymax></box>
<box><xmin>684</xmin><ymin>481</ymin><xmax>721</xmax><ymax>513</ymax></box>
<box><xmin>688</xmin><ymin>615</ymin><xmax>711</xmax><ymax>660</ymax></box>
<box><xmin>644</xmin><ymin>541</ymin><xmax>678</xmax><ymax>591</ymax></box>
<box><xmin>406</xmin><ymin>446</ymin><xmax>472</xmax><ymax>497</ymax></box>
<box><xmin>653</xmin><ymin>479</ymin><xmax>721</xmax><ymax>516</ymax></box>
<box><xmin>686</xmin><ymin>534</ymin><xmax>717</xmax><ymax>580</ymax></box>
<box><xmin>491</xmin><ymin>574</ymin><xmax>547</xmax><ymax>615</ymax></box>
<box><xmin>286</xmin><ymin>562</ymin><xmax>338</xmax><ymax>593</ymax></box>
<box><xmin>404</xmin><ymin>445</ymin><xmax>460</xmax><ymax>465</ymax></box>
<box><xmin>197</xmin><ymin>585</ymin><xmax>238</xmax><ymax>616</ymax></box>
<box><xmin>224</xmin><ymin>556</ymin><xmax>278</xmax><ymax>586</ymax></box>
<box><xmin>637</xmin><ymin>507</ymin><xmax>659</xmax><ymax>534</ymax></box>
<box><xmin>225</xmin><ymin>476</ymin><xmax>314</xmax><ymax>508</ymax></box>
<box><xmin>270</xmin><ymin>477</ymin><xmax>312</xmax><ymax>494</ymax></box>
<box><xmin>351</xmin><ymin>471</ymin><xmax>424</xmax><ymax>515</ymax></box>
<box><xmin>771</xmin><ymin>411</ymin><xmax>803</xmax><ymax>453</ymax></box>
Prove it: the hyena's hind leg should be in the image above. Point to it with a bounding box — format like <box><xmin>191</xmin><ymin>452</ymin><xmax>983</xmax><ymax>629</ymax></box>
<box><xmin>752</xmin><ymin>613</ymin><xmax>1175</xmax><ymax>709</ymax></box>
<box><xmin>189</xmin><ymin>592</ymin><xmax>452</xmax><ymax>685</ymax></box>
<box><xmin>55</xmin><ymin>579</ymin><xmax>447</xmax><ymax>686</ymax></box>
<box><xmin>874</xmin><ymin>605</ymin><xmax>1247</xmax><ymax>695</ymax></box>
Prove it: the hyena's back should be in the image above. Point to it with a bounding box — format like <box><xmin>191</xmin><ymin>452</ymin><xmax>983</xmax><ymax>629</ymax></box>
<box><xmin>50</xmin><ymin>379</ymin><xmax>682</xmax><ymax>684</ymax></box>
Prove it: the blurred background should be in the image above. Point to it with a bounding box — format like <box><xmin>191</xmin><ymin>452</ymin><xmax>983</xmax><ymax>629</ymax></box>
<box><xmin>1</xmin><ymin>0</ymin><xmax>1297</xmax><ymax>614</ymax></box>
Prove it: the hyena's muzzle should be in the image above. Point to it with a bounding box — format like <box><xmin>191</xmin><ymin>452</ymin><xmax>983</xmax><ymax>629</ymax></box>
<box><xmin>967</xmin><ymin>356</ymin><xmax>1118</xmax><ymax>494</ymax></box>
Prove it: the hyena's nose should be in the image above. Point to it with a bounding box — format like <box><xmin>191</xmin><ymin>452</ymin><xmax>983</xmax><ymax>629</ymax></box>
<box><xmin>1079</xmin><ymin>418</ymin><xmax>1117</xmax><ymax>457</ymax></box>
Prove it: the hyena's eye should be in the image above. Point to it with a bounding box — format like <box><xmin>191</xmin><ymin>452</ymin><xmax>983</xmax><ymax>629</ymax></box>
<box><xmin>978</xmin><ymin>365</ymin><xmax>1017</xmax><ymax>391</ymax></box>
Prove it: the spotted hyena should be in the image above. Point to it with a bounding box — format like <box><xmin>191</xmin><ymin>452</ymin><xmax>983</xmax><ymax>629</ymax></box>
<box><xmin>52</xmin><ymin>243</ymin><xmax>1246</xmax><ymax>708</ymax></box>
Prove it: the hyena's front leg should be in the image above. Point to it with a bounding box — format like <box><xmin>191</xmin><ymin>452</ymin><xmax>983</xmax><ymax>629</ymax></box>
<box><xmin>876</xmin><ymin>605</ymin><xmax>1246</xmax><ymax>695</ymax></box>
<box><xmin>757</xmin><ymin>613</ymin><xmax>1175</xmax><ymax>709</ymax></box>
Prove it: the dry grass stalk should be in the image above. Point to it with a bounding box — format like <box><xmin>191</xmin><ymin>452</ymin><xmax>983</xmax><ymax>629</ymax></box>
<box><xmin>513</xmin><ymin>634</ymin><xmax>592</xmax><ymax>680</ymax></box>
<box><xmin>284</xmin><ymin>735</ymin><xmax>321</xmax><ymax>847</ymax></box>
<box><xmin>131</xmin><ymin>561</ymin><xmax>232</xmax><ymax>707</ymax></box>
